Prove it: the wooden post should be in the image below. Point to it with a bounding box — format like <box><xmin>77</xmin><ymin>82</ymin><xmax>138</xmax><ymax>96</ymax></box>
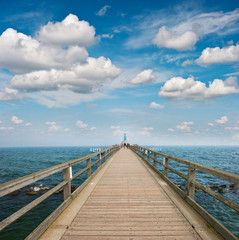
<box><xmin>164</xmin><ymin>157</ymin><xmax>169</xmax><ymax>177</ymax></box>
<box><xmin>147</xmin><ymin>150</ymin><xmax>150</xmax><ymax>163</ymax></box>
<box><xmin>63</xmin><ymin>166</ymin><xmax>71</xmax><ymax>200</ymax></box>
<box><xmin>187</xmin><ymin>165</ymin><xmax>196</xmax><ymax>199</ymax></box>
<box><xmin>97</xmin><ymin>153</ymin><xmax>100</xmax><ymax>168</ymax></box>
<box><xmin>103</xmin><ymin>151</ymin><xmax>106</xmax><ymax>163</ymax></box>
<box><xmin>87</xmin><ymin>158</ymin><xmax>91</xmax><ymax>178</ymax></box>
<box><xmin>153</xmin><ymin>152</ymin><xmax>157</xmax><ymax>168</ymax></box>
<box><xmin>144</xmin><ymin>149</ymin><xmax>146</xmax><ymax>160</ymax></box>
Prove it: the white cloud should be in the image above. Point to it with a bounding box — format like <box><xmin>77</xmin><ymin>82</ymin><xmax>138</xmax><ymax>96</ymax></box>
<box><xmin>110</xmin><ymin>126</ymin><xmax>121</xmax><ymax>129</ymax></box>
<box><xmin>140</xmin><ymin>127</ymin><xmax>154</xmax><ymax>136</ymax></box>
<box><xmin>149</xmin><ymin>102</ymin><xmax>164</xmax><ymax>109</ymax></box>
<box><xmin>90</xmin><ymin>127</ymin><xmax>96</xmax><ymax>131</ymax></box>
<box><xmin>181</xmin><ymin>59</ymin><xmax>193</xmax><ymax>67</ymax></box>
<box><xmin>45</xmin><ymin>121</ymin><xmax>61</xmax><ymax>132</ymax></box>
<box><xmin>96</xmin><ymin>5</ymin><xmax>111</xmax><ymax>16</ymax></box>
<box><xmin>0</xmin><ymin>126</ymin><xmax>14</xmax><ymax>131</ymax></box>
<box><xmin>0</xmin><ymin>14</ymin><xmax>122</xmax><ymax>107</ymax></box>
<box><xmin>0</xmin><ymin>28</ymin><xmax>89</xmax><ymax>74</ymax></box>
<box><xmin>45</xmin><ymin>121</ymin><xmax>56</xmax><ymax>125</ymax></box>
<box><xmin>176</xmin><ymin>121</ymin><xmax>194</xmax><ymax>132</ymax></box>
<box><xmin>152</xmin><ymin>26</ymin><xmax>198</xmax><ymax>51</ymax></box>
<box><xmin>225</xmin><ymin>126</ymin><xmax>239</xmax><ymax>130</ymax></box>
<box><xmin>0</xmin><ymin>88</ymin><xmax>25</xmax><ymax>101</ymax></box>
<box><xmin>64</xmin><ymin>128</ymin><xmax>71</xmax><ymax>132</ymax></box>
<box><xmin>168</xmin><ymin>128</ymin><xmax>174</xmax><ymax>132</ymax></box>
<box><xmin>130</xmin><ymin>69</ymin><xmax>155</xmax><ymax>84</ymax></box>
<box><xmin>208</xmin><ymin>123</ymin><xmax>214</xmax><ymax>127</ymax></box>
<box><xmin>11</xmin><ymin>57</ymin><xmax>121</xmax><ymax>93</ymax></box>
<box><xmin>196</xmin><ymin>44</ymin><xmax>239</xmax><ymax>64</ymax></box>
<box><xmin>76</xmin><ymin>120</ymin><xmax>88</xmax><ymax>129</ymax></box>
<box><xmin>25</xmin><ymin>122</ymin><xmax>32</xmax><ymax>127</ymax></box>
<box><xmin>11</xmin><ymin>116</ymin><xmax>23</xmax><ymax>124</ymax></box>
<box><xmin>216</xmin><ymin>116</ymin><xmax>228</xmax><ymax>125</ymax></box>
<box><xmin>126</xmin><ymin>8</ymin><xmax>239</xmax><ymax>49</ymax></box>
<box><xmin>101</xmin><ymin>34</ymin><xmax>114</xmax><ymax>39</ymax></box>
<box><xmin>38</xmin><ymin>14</ymin><xmax>96</xmax><ymax>47</ymax></box>
<box><xmin>158</xmin><ymin>76</ymin><xmax>239</xmax><ymax>101</ymax></box>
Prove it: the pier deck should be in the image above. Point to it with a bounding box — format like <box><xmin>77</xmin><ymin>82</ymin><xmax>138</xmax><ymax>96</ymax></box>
<box><xmin>39</xmin><ymin>148</ymin><xmax>223</xmax><ymax>240</ymax></box>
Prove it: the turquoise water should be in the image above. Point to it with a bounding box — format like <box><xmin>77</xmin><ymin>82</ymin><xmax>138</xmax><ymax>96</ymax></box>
<box><xmin>0</xmin><ymin>146</ymin><xmax>239</xmax><ymax>239</ymax></box>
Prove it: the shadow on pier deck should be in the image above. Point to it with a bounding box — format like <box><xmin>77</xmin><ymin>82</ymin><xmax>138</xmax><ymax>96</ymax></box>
<box><xmin>39</xmin><ymin>148</ymin><xmax>223</xmax><ymax>240</ymax></box>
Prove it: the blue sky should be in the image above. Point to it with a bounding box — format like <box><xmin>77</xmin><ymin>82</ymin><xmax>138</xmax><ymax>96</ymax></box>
<box><xmin>0</xmin><ymin>0</ymin><xmax>239</xmax><ymax>146</ymax></box>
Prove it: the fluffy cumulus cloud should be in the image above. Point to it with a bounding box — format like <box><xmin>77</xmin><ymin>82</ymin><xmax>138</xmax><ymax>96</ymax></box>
<box><xmin>11</xmin><ymin>57</ymin><xmax>121</xmax><ymax>93</ymax></box>
<box><xmin>149</xmin><ymin>102</ymin><xmax>164</xmax><ymax>109</ymax></box>
<box><xmin>158</xmin><ymin>76</ymin><xmax>239</xmax><ymax>101</ymax></box>
<box><xmin>76</xmin><ymin>120</ymin><xmax>88</xmax><ymax>129</ymax></box>
<box><xmin>0</xmin><ymin>28</ymin><xmax>89</xmax><ymax>74</ymax></box>
<box><xmin>130</xmin><ymin>69</ymin><xmax>155</xmax><ymax>84</ymax></box>
<box><xmin>196</xmin><ymin>44</ymin><xmax>239</xmax><ymax>64</ymax></box>
<box><xmin>176</xmin><ymin>121</ymin><xmax>194</xmax><ymax>132</ymax></box>
<box><xmin>37</xmin><ymin>14</ymin><xmax>96</xmax><ymax>46</ymax></box>
<box><xmin>0</xmin><ymin>14</ymin><xmax>121</xmax><ymax>107</ymax></box>
<box><xmin>11</xmin><ymin>116</ymin><xmax>24</xmax><ymax>124</ymax></box>
<box><xmin>216</xmin><ymin>116</ymin><xmax>228</xmax><ymax>125</ymax></box>
<box><xmin>45</xmin><ymin>121</ymin><xmax>61</xmax><ymax>132</ymax></box>
<box><xmin>152</xmin><ymin>26</ymin><xmax>198</xmax><ymax>51</ymax></box>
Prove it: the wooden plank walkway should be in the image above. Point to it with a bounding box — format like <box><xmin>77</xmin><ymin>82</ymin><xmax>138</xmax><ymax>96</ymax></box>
<box><xmin>40</xmin><ymin>148</ymin><xmax>223</xmax><ymax>240</ymax></box>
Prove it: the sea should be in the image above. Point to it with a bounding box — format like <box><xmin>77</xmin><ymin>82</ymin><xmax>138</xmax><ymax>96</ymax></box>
<box><xmin>0</xmin><ymin>146</ymin><xmax>238</xmax><ymax>239</ymax></box>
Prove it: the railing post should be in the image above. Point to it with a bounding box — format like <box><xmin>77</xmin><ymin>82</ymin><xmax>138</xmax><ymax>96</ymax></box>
<box><xmin>187</xmin><ymin>165</ymin><xmax>196</xmax><ymax>199</ymax></box>
<box><xmin>63</xmin><ymin>166</ymin><xmax>71</xmax><ymax>200</ymax></box>
<box><xmin>143</xmin><ymin>149</ymin><xmax>146</xmax><ymax>160</ymax></box>
<box><xmin>153</xmin><ymin>152</ymin><xmax>157</xmax><ymax>168</ymax></box>
<box><xmin>164</xmin><ymin>157</ymin><xmax>169</xmax><ymax>177</ymax></box>
<box><xmin>147</xmin><ymin>150</ymin><xmax>150</xmax><ymax>163</ymax></box>
<box><xmin>103</xmin><ymin>151</ymin><xmax>106</xmax><ymax>163</ymax></box>
<box><xmin>87</xmin><ymin>158</ymin><xmax>91</xmax><ymax>178</ymax></box>
<box><xmin>97</xmin><ymin>153</ymin><xmax>101</xmax><ymax>168</ymax></box>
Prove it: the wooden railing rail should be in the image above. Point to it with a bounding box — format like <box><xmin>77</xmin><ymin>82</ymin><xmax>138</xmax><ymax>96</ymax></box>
<box><xmin>0</xmin><ymin>145</ymin><xmax>120</xmax><ymax>237</ymax></box>
<box><xmin>131</xmin><ymin>145</ymin><xmax>239</xmax><ymax>212</ymax></box>
<box><xmin>130</xmin><ymin>145</ymin><xmax>239</xmax><ymax>240</ymax></box>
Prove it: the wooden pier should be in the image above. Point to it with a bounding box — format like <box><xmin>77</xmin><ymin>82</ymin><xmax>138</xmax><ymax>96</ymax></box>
<box><xmin>39</xmin><ymin>148</ymin><xmax>223</xmax><ymax>240</ymax></box>
<box><xmin>0</xmin><ymin>145</ymin><xmax>238</xmax><ymax>240</ymax></box>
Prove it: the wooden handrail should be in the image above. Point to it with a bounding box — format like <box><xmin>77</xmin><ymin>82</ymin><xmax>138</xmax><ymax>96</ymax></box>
<box><xmin>131</xmin><ymin>145</ymin><xmax>239</xmax><ymax>213</ymax></box>
<box><xmin>0</xmin><ymin>145</ymin><xmax>120</xmax><ymax>234</ymax></box>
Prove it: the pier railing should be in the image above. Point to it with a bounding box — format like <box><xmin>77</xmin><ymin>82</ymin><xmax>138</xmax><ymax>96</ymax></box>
<box><xmin>0</xmin><ymin>145</ymin><xmax>119</xmax><ymax>239</ymax></box>
<box><xmin>131</xmin><ymin>145</ymin><xmax>239</xmax><ymax>240</ymax></box>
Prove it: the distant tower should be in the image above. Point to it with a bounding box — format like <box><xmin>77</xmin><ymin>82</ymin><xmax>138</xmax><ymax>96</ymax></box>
<box><xmin>121</xmin><ymin>133</ymin><xmax>129</xmax><ymax>146</ymax></box>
